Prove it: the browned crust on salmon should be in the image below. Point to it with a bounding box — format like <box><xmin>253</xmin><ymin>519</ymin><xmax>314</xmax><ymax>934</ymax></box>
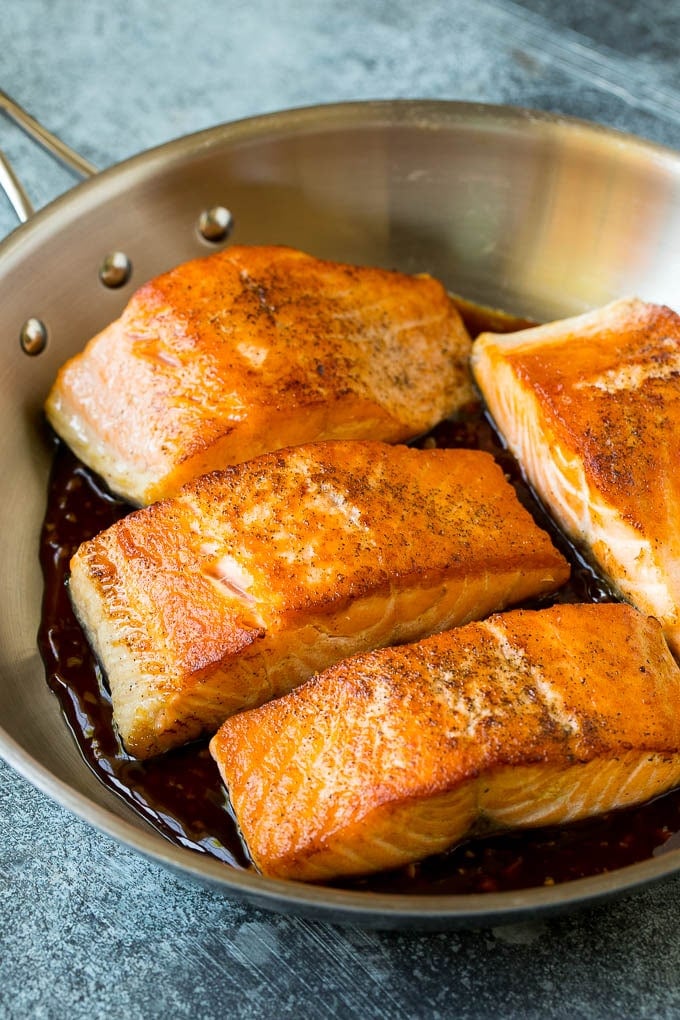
<box><xmin>210</xmin><ymin>603</ymin><xmax>680</xmax><ymax>882</ymax></box>
<box><xmin>470</xmin><ymin>298</ymin><xmax>680</xmax><ymax>656</ymax></box>
<box><xmin>68</xmin><ymin>440</ymin><xmax>569</xmax><ymax>758</ymax></box>
<box><xmin>45</xmin><ymin>245</ymin><xmax>473</xmax><ymax>505</ymax></box>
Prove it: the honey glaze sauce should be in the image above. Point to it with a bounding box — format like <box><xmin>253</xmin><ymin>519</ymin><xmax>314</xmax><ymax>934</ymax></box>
<box><xmin>38</xmin><ymin>449</ymin><xmax>249</xmax><ymax>868</ymax></box>
<box><xmin>38</xmin><ymin>413</ymin><xmax>680</xmax><ymax>896</ymax></box>
<box><xmin>38</xmin><ymin>422</ymin><xmax>680</xmax><ymax>893</ymax></box>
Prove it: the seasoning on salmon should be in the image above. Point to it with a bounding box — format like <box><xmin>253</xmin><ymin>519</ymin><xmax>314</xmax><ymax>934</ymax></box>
<box><xmin>210</xmin><ymin>603</ymin><xmax>680</xmax><ymax>883</ymax></box>
<box><xmin>45</xmin><ymin>244</ymin><xmax>474</xmax><ymax>506</ymax></box>
<box><xmin>471</xmin><ymin>298</ymin><xmax>680</xmax><ymax>657</ymax></box>
<box><xmin>68</xmin><ymin>440</ymin><xmax>569</xmax><ymax>759</ymax></box>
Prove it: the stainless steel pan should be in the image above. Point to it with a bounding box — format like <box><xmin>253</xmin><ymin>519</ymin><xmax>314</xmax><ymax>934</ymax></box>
<box><xmin>2</xmin><ymin>95</ymin><xmax>680</xmax><ymax>929</ymax></box>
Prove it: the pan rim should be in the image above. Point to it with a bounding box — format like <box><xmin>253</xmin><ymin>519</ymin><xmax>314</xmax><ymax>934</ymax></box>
<box><xmin>2</xmin><ymin>96</ymin><xmax>680</xmax><ymax>255</ymax></box>
<box><xmin>2</xmin><ymin>97</ymin><xmax>680</xmax><ymax>927</ymax></box>
<box><xmin>4</xmin><ymin>716</ymin><xmax>680</xmax><ymax>928</ymax></box>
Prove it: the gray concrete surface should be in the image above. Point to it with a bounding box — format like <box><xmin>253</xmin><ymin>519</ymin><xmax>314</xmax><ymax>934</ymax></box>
<box><xmin>2</xmin><ymin>1</ymin><xmax>680</xmax><ymax>1016</ymax></box>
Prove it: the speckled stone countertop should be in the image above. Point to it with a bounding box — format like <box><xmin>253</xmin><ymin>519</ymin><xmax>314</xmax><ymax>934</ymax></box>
<box><xmin>2</xmin><ymin>2</ymin><xmax>680</xmax><ymax>1017</ymax></box>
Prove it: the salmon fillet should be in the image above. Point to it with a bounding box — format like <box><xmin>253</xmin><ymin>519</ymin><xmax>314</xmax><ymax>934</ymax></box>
<box><xmin>45</xmin><ymin>245</ymin><xmax>473</xmax><ymax>505</ymax></box>
<box><xmin>68</xmin><ymin>440</ymin><xmax>568</xmax><ymax>758</ymax></box>
<box><xmin>471</xmin><ymin>298</ymin><xmax>680</xmax><ymax>657</ymax></box>
<box><xmin>210</xmin><ymin>603</ymin><xmax>680</xmax><ymax>882</ymax></box>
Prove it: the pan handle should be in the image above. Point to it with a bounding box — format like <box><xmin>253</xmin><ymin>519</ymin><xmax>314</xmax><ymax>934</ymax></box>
<box><xmin>0</xmin><ymin>88</ymin><xmax>97</xmax><ymax>223</ymax></box>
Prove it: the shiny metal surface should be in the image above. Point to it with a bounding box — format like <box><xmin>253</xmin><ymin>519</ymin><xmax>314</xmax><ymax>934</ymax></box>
<box><xmin>18</xmin><ymin>316</ymin><xmax>48</xmax><ymax>356</ymax></box>
<box><xmin>1</xmin><ymin>99</ymin><xmax>680</xmax><ymax>928</ymax></box>
<box><xmin>0</xmin><ymin>148</ymin><xmax>34</xmax><ymax>222</ymax></box>
<box><xmin>198</xmin><ymin>205</ymin><xmax>234</xmax><ymax>243</ymax></box>
<box><xmin>98</xmin><ymin>250</ymin><xmax>133</xmax><ymax>289</ymax></box>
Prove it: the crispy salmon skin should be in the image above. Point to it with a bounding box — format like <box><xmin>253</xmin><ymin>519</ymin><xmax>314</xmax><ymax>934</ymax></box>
<box><xmin>68</xmin><ymin>440</ymin><xmax>568</xmax><ymax>758</ymax></box>
<box><xmin>471</xmin><ymin>298</ymin><xmax>680</xmax><ymax>656</ymax></box>
<box><xmin>45</xmin><ymin>245</ymin><xmax>473</xmax><ymax>505</ymax></box>
<box><xmin>210</xmin><ymin>603</ymin><xmax>680</xmax><ymax>883</ymax></box>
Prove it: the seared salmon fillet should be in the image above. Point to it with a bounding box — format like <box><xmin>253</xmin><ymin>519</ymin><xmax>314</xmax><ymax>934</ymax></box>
<box><xmin>471</xmin><ymin>298</ymin><xmax>680</xmax><ymax>657</ymax></box>
<box><xmin>45</xmin><ymin>245</ymin><xmax>473</xmax><ymax>505</ymax></box>
<box><xmin>68</xmin><ymin>440</ymin><xmax>568</xmax><ymax>758</ymax></box>
<box><xmin>210</xmin><ymin>603</ymin><xmax>680</xmax><ymax>883</ymax></box>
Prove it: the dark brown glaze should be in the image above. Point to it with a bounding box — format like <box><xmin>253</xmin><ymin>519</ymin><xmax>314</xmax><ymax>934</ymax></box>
<box><xmin>36</xmin><ymin>289</ymin><xmax>680</xmax><ymax>892</ymax></box>
<box><xmin>38</xmin><ymin>416</ymin><xmax>680</xmax><ymax>894</ymax></box>
<box><xmin>38</xmin><ymin>452</ymin><xmax>250</xmax><ymax>868</ymax></box>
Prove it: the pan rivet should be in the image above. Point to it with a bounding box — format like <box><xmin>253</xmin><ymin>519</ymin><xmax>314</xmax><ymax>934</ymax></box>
<box><xmin>99</xmin><ymin>251</ymin><xmax>132</xmax><ymax>288</ymax></box>
<box><xmin>20</xmin><ymin>317</ymin><xmax>47</xmax><ymax>356</ymax></box>
<box><xmin>198</xmin><ymin>206</ymin><xmax>233</xmax><ymax>243</ymax></box>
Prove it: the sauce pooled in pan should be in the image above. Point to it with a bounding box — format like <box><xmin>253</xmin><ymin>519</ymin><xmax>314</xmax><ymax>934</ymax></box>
<box><xmin>37</xmin><ymin>403</ymin><xmax>680</xmax><ymax>895</ymax></box>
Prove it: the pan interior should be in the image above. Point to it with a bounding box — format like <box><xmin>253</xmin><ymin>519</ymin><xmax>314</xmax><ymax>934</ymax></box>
<box><xmin>2</xmin><ymin>100</ymin><xmax>680</xmax><ymax>925</ymax></box>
